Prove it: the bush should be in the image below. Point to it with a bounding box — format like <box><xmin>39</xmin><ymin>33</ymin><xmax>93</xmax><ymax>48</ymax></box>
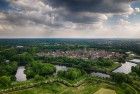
<box><xmin>25</xmin><ymin>62</ymin><xmax>56</xmax><ymax>79</ymax></box>
<box><xmin>0</xmin><ymin>76</ymin><xmax>11</xmax><ymax>87</ymax></box>
<box><xmin>34</xmin><ymin>75</ymin><xmax>45</xmax><ymax>81</ymax></box>
<box><xmin>111</xmin><ymin>73</ymin><xmax>132</xmax><ymax>84</ymax></box>
<box><xmin>58</xmin><ymin>68</ymin><xmax>84</xmax><ymax>80</ymax></box>
<box><xmin>131</xmin><ymin>65</ymin><xmax>140</xmax><ymax>77</ymax></box>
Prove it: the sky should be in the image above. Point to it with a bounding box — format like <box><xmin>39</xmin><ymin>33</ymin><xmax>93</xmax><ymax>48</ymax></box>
<box><xmin>0</xmin><ymin>0</ymin><xmax>140</xmax><ymax>38</ymax></box>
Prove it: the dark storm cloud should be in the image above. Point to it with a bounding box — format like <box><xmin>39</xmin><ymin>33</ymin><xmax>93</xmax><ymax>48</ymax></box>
<box><xmin>46</xmin><ymin>0</ymin><xmax>133</xmax><ymax>13</ymax></box>
<box><xmin>59</xmin><ymin>12</ymin><xmax>105</xmax><ymax>24</ymax></box>
<box><xmin>0</xmin><ymin>0</ymin><xmax>136</xmax><ymax>30</ymax></box>
<box><xmin>40</xmin><ymin>0</ymin><xmax>135</xmax><ymax>24</ymax></box>
<box><xmin>0</xmin><ymin>0</ymin><xmax>135</xmax><ymax>25</ymax></box>
<box><xmin>3</xmin><ymin>11</ymin><xmax>63</xmax><ymax>29</ymax></box>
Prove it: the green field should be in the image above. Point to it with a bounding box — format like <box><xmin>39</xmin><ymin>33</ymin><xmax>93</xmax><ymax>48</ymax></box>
<box><xmin>94</xmin><ymin>88</ymin><xmax>116</xmax><ymax>94</ymax></box>
<box><xmin>7</xmin><ymin>80</ymin><xmax>135</xmax><ymax>94</ymax></box>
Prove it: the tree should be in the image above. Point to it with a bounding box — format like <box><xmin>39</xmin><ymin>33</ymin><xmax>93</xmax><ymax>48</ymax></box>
<box><xmin>97</xmin><ymin>58</ymin><xmax>113</xmax><ymax>67</ymax></box>
<box><xmin>34</xmin><ymin>75</ymin><xmax>45</xmax><ymax>81</ymax></box>
<box><xmin>78</xmin><ymin>61</ymin><xmax>92</xmax><ymax>69</ymax></box>
<box><xmin>25</xmin><ymin>62</ymin><xmax>56</xmax><ymax>79</ymax></box>
<box><xmin>0</xmin><ymin>61</ymin><xmax>18</xmax><ymax>77</ymax></box>
<box><xmin>131</xmin><ymin>65</ymin><xmax>140</xmax><ymax>76</ymax></box>
<box><xmin>11</xmin><ymin>52</ymin><xmax>34</xmax><ymax>66</ymax></box>
<box><xmin>0</xmin><ymin>76</ymin><xmax>11</xmax><ymax>87</ymax></box>
<box><xmin>0</xmin><ymin>55</ymin><xmax>4</xmax><ymax>63</ymax></box>
<box><xmin>111</xmin><ymin>73</ymin><xmax>132</xmax><ymax>84</ymax></box>
<box><xmin>58</xmin><ymin>68</ymin><xmax>83</xmax><ymax>80</ymax></box>
<box><xmin>0</xmin><ymin>48</ymin><xmax>17</xmax><ymax>60</ymax></box>
<box><xmin>20</xmin><ymin>52</ymin><xmax>34</xmax><ymax>65</ymax></box>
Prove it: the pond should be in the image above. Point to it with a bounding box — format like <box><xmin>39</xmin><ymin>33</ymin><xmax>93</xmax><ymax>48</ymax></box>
<box><xmin>91</xmin><ymin>72</ymin><xmax>110</xmax><ymax>78</ymax></box>
<box><xmin>113</xmin><ymin>62</ymin><xmax>137</xmax><ymax>74</ymax></box>
<box><xmin>15</xmin><ymin>66</ymin><xmax>27</xmax><ymax>81</ymax></box>
<box><xmin>54</xmin><ymin>65</ymin><xmax>68</xmax><ymax>75</ymax></box>
<box><xmin>129</xmin><ymin>59</ymin><xmax>140</xmax><ymax>64</ymax></box>
<box><xmin>55</xmin><ymin>65</ymin><xmax>111</xmax><ymax>78</ymax></box>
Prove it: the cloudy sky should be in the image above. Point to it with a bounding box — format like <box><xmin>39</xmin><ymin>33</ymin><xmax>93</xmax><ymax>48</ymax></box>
<box><xmin>0</xmin><ymin>0</ymin><xmax>140</xmax><ymax>38</ymax></box>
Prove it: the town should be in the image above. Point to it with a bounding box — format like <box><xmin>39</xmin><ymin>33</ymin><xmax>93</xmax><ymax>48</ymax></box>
<box><xmin>37</xmin><ymin>49</ymin><xmax>123</xmax><ymax>60</ymax></box>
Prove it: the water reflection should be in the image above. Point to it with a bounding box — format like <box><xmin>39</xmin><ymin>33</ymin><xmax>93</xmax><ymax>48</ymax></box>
<box><xmin>130</xmin><ymin>59</ymin><xmax>140</xmax><ymax>64</ymax></box>
<box><xmin>55</xmin><ymin>65</ymin><xmax>68</xmax><ymax>75</ymax></box>
<box><xmin>91</xmin><ymin>72</ymin><xmax>110</xmax><ymax>78</ymax></box>
<box><xmin>113</xmin><ymin>62</ymin><xmax>137</xmax><ymax>74</ymax></box>
<box><xmin>15</xmin><ymin>66</ymin><xmax>27</xmax><ymax>81</ymax></box>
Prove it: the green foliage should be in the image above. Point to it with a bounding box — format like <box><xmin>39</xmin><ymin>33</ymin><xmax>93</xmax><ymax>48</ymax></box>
<box><xmin>78</xmin><ymin>61</ymin><xmax>92</xmax><ymax>69</ymax></box>
<box><xmin>11</xmin><ymin>52</ymin><xmax>33</xmax><ymax>65</ymax></box>
<box><xmin>124</xmin><ymin>88</ymin><xmax>135</xmax><ymax>94</ymax></box>
<box><xmin>0</xmin><ymin>76</ymin><xmax>11</xmax><ymax>87</ymax></box>
<box><xmin>111</xmin><ymin>73</ymin><xmax>132</xmax><ymax>84</ymax></box>
<box><xmin>44</xmin><ymin>56</ymin><xmax>114</xmax><ymax>69</ymax></box>
<box><xmin>0</xmin><ymin>61</ymin><xmax>18</xmax><ymax>77</ymax></box>
<box><xmin>34</xmin><ymin>75</ymin><xmax>45</xmax><ymax>82</ymax></box>
<box><xmin>0</xmin><ymin>55</ymin><xmax>4</xmax><ymax>63</ymax></box>
<box><xmin>27</xmin><ymin>47</ymin><xmax>38</xmax><ymax>55</ymax></box>
<box><xmin>58</xmin><ymin>68</ymin><xmax>84</xmax><ymax>80</ymax></box>
<box><xmin>25</xmin><ymin>62</ymin><xmax>56</xmax><ymax>79</ymax></box>
<box><xmin>0</xmin><ymin>48</ymin><xmax>17</xmax><ymax>60</ymax></box>
<box><xmin>96</xmin><ymin>58</ymin><xmax>113</xmax><ymax>67</ymax></box>
<box><xmin>131</xmin><ymin>65</ymin><xmax>140</xmax><ymax>77</ymax></box>
<box><xmin>117</xmin><ymin>55</ymin><xmax>126</xmax><ymax>63</ymax></box>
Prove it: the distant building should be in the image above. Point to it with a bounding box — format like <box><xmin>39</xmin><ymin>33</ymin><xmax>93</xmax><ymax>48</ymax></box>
<box><xmin>5</xmin><ymin>60</ymin><xmax>10</xmax><ymax>63</ymax></box>
<box><xmin>126</xmin><ymin>52</ymin><xmax>131</xmax><ymax>54</ymax></box>
<box><xmin>16</xmin><ymin>46</ymin><xmax>24</xmax><ymax>48</ymax></box>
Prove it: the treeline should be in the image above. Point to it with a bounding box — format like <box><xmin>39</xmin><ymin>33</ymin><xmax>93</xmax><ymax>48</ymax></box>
<box><xmin>0</xmin><ymin>47</ymin><xmax>35</xmax><ymax>63</ymax></box>
<box><xmin>0</xmin><ymin>39</ymin><xmax>139</xmax><ymax>54</ymax></box>
<box><xmin>39</xmin><ymin>56</ymin><xmax>117</xmax><ymax>73</ymax></box>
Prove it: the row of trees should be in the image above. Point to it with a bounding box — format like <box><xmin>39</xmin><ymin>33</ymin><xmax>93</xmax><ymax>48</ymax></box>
<box><xmin>43</xmin><ymin>56</ymin><xmax>114</xmax><ymax>67</ymax></box>
<box><xmin>41</xmin><ymin>56</ymin><xmax>115</xmax><ymax>72</ymax></box>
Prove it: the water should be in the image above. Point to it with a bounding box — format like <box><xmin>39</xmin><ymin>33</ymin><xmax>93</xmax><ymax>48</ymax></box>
<box><xmin>129</xmin><ymin>59</ymin><xmax>140</xmax><ymax>64</ymax></box>
<box><xmin>113</xmin><ymin>62</ymin><xmax>137</xmax><ymax>74</ymax></box>
<box><xmin>55</xmin><ymin>65</ymin><xmax>111</xmax><ymax>78</ymax></box>
<box><xmin>15</xmin><ymin>66</ymin><xmax>27</xmax><ymax>81</ymax></box>
<box><xmin>91</xmin><ymin>72</ymin><xmax>110</xmax><ymax>78</ymax></box>
<box><xmin>55</xmin><ymin>65</ymin><xmax>68</xmax><ymax>74</ymax></box>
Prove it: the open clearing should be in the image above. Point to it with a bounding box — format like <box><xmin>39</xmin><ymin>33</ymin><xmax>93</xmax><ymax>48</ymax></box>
<box><xmin>94</xmin><ymin>88</ymin><xmax>116</xmax><ymax>94</ymax></box>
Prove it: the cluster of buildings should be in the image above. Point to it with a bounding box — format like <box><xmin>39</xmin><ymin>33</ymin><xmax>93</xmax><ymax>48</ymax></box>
<box><xmin>37</xmin><ymin>49</ymin><xmax>123</xmax><ymax>60</ymax></box>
